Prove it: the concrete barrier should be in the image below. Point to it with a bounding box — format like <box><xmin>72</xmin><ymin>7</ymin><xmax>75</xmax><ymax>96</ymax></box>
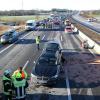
<box><xmin>77</xmin><ymin>27</ymin><xmax>100</xmax><ymax>54</ymax></box>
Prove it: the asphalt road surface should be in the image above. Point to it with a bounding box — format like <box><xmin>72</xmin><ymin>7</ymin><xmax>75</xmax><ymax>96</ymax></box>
<box><xmin>0</xmin><ymin>28</ymin><xmax>100</xmax><ymax>100</ymax></box>
<box><xmin>73</xmin><ymin>14</ymin><xmax>100</xmax><ymax>32</ymax></box>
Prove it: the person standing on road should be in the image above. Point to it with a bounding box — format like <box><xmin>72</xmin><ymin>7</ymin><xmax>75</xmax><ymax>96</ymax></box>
<box><xmin>12</xmin><ymin>72</ymin><xmax>28</xmax><ymax>100</ymax></box>
<box><xmin>2</xmin><ymin>70</ymin><xmax>12</xmax><ymax>100</ymax></box>
<box><xmin>35</xmin><ymin>36</ymin><xmax>40</xmax><ymax>50</ymax></box>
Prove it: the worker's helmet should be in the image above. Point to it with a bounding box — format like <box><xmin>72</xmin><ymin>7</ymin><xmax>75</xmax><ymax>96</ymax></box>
<box><xmin>4</xmin><ymin>69</ymin><xmax>11</xmax><ymax>77</ymax></box>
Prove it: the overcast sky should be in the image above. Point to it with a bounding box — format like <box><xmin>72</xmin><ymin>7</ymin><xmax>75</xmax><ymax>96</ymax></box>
<box><xmin>0</xmin><ymin>0</ymin><xmax>100</xmax><ymax>11</ymax></box>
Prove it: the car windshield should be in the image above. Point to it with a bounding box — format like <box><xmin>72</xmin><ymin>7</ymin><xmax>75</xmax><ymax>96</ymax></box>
<box><xmin>37</xmin><ymin>57</ymin><xmax>48</xmax><ymax>65</ymax></box>
<box><xmin>1</xmin><ymin>35</ymin><xmax>8</xmax><ymax>39</ymax></box>
<box><xmin>46</xmin><ymin>43</ymin><xmax>59</xmax><ymax>49</ymax></box>
<box><xmin>41</xmin><ymin>53</ymin><xmax>56</xmax><ymax>58</ymax></box>
<box><xmin>38</xmin><ymin>56</ymin><xmax>56</xmax><ymax>65</ymax></box>
<box><xmin>26</xmin><ymin>23</ymin><xmax>33</xmax><ymax>26</ymax></box>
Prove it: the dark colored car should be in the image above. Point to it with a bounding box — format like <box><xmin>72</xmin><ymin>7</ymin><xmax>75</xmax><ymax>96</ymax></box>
<box><xmin>31</xmin><ymin>53</ymin><xmax>60</xmax><ymax>85</ymax></box>
<box><xmin>43</xmin><ymin>40</ymin><xmax>61</xmax><ymax>64</ymax></box>
<box><xmin>0</xmin><ymin>30</ymin><xmax>18</xmax><ymax>44</ymax></box>
<box><xmin>44</xmin><ymin>41</ymin><xmax>60</xmax><ymax>52</ymax></box>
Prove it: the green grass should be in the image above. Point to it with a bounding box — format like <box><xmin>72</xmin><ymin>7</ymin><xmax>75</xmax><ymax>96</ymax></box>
<box><xmin>0</xmin><ymin>15</ymin><xmax>48</xmax><ymax>22</ymax></box>
<box><xmin>89</xmin><ymin>14</ymin><xmax>100</xmax><ymax>17</ymax></box>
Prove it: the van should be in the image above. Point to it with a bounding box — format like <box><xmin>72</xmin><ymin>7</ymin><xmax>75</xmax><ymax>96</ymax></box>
<box><xmin>25</xmin><ymin>20</ymin><xmax>36</xmax><ymax>31</ymax></box>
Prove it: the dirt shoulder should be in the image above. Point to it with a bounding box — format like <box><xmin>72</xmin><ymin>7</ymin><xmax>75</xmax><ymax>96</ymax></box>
<box><xmin>63</xmin><ymin>51</ymin><xmax>100</xmax><ymax>86</ymax></box>
<box><xmin>0</xmin><ymin>25</ymin><xmax>11</xmax><ymax>35</ymax></box>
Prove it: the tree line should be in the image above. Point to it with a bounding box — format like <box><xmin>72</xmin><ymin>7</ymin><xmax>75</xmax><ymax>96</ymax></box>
<box><xmin>0</xmin><ymin>9</ymin><xmax>73</xmax><ymax>16</ymax></box>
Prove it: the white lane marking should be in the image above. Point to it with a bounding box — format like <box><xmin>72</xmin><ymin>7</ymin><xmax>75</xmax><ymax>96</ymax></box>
<box><xmin>0</xmin><ymin>31</ymin><xmax>32</xmax><ymax>54</ymax></box>
<box><xmin>66</xmin><ymin>78</ymin><xmax>72</xmax><ymax>100</ymax></box>
<box><xmin>23</xmin><ymin>60</ymin><xmax>29</xmax><ymax>70</ymax></box>
<box><xmin>20</xmin><ymin>31</ymin><xmax>32</xmax><ymax>39</ymax></box>
<box><xmin>87</xmin><ymin>88</ymin><xmax>93</xmax><ymax>96</ymax></box>
<box><xmin>0</xmin><ymin>44</ymin><xmax>14</xmax><ymax>54</ymax></box>
<box><xmin>78</xmin><ymin>89</ymin><xmax>82</xmax><ymax>94</ymax></box>
<box><xmin>60</xmin><ymin>35</ymin><xmax>63</xmax><ymax>42</ymax></box>
<box><xmin>88</xmin><ymin>49</ymin><xmax>96</xmax><ymax>57</ymax></box>
<box><xmin>42</xmin><ymin>35</ymin><xmax>45</xmax><ymax>40</ymax></box>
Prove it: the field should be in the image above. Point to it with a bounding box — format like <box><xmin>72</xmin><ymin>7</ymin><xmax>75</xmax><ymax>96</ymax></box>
<box><xmin>92</xmin><ymin>15</ymin><xmax>100</xmax><ymax>21</ymax></box>
<box><xmin>0</xmin><ymin>15</ymin><xmax>48</xmax><ymax>24</ymax></box>
<box><xmin>0</xmin><ymin>15</ymin><xmax>48</xmax><ymax>35</ymax></box>
<box><xmin>0</xmin><ymin>26</ymin><xmax>12</xmax><ymax>35</ymax></box>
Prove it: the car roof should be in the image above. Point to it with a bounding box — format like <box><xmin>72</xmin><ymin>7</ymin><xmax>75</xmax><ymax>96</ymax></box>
<box><xmin>26</xmin><ymin>20</ymin><xmax>35</xmax><ymax>23</ymax></box>
<box><xmin>47</xmin><ymin>40</ymin><xmax>59</xmax><ymax>44</ymax></box>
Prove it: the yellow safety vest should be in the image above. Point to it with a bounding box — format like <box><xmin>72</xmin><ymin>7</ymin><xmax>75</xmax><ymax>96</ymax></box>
<box><xmin>35</xmin><ymin>37</ymin><xmax>40</xmax><ymax>44</ymax></box>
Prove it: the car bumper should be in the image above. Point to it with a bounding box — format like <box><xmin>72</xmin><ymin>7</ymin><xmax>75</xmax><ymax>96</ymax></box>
<box><xmin>31</xmin><ymin>77</ymin><xmax>58</xmax><ymax>85</ymax></box>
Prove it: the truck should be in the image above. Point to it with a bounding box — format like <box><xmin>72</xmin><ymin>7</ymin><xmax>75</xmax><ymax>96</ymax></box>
<box><xmin>25</xmin><ymin>20</ymin><xmax>37</xmax><ymax>31</ymax></box>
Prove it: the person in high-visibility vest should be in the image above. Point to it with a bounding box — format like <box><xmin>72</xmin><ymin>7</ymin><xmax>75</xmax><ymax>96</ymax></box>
<box><xmin>12</xmin><ymin>72</ymin><xmax>28</xmax><ymax>100</ymax></box>
<box><xmin>35</xmin><ymin>36</ymin><xmax>40</xmax><ymax>50</ymax></box>
<box><xmin>2</xmin><ymin>70</ymin><xmax>12</xmax><ymax>100</ymax></box>
<box><xmin>12</xmin><ymin>67</ymin><xmax>27</xmax><ymax>81</ymax></box>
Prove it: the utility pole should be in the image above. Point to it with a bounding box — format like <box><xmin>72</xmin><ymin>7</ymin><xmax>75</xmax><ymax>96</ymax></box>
<box><xmin>22</xmin><ymin>0</ymin><xmax>23</xmax><ymax>10</ymax></box>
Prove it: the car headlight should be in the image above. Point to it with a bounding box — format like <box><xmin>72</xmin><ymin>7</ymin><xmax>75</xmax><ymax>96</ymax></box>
<box><xmin>1</xmin><ymin>38</ymin><xmax>5</xmax><ymax>42</ymax></box>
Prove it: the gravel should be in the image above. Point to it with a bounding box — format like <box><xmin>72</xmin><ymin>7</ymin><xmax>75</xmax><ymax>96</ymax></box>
<box><xmin>64</xmin><ymin>52</ymin><xmax>100</xmax><ymax>86</ymax></box>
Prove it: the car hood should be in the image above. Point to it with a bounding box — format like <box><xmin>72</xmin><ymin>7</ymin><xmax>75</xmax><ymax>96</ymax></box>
<box><xmin>34</xmin><ymin>64</ymin><xmax>58</xmax><ymax>77</ymax></box>
<box><xmin>1</xmin><ymin>35</ymin><xmax>9</xmax><ymax>40</ymax></box>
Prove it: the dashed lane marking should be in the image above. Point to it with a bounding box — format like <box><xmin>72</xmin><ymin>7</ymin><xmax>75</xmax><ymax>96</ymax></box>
<box><xmin>87</xmin><ymin>88</ymin><xmax>93</xmax><ymax>96</ymax></box>
<box><xmin>60</xmin><ymin>35</ymin><xmax>63</xmax><ymax>42</ymax></box>
<box><xmin>42</xmin><ymin>35</ymin><xmax>45</xmax><ymax>40</ymax></box>
<box><xmin>78</xmin><ymin>89</ymin><xmax>82</xmax><ymax>94</ymax></box>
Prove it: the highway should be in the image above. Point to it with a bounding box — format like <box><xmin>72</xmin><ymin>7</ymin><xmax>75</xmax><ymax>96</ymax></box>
<box><xmin>0</xmin><ymin>27</ymin><xmax>100</xmax><ymax>100</ymax></box>
<box><xmin>72</xmin><ymin>14</ymin><xmax>100</xmax><ymax>33</ymax></box>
